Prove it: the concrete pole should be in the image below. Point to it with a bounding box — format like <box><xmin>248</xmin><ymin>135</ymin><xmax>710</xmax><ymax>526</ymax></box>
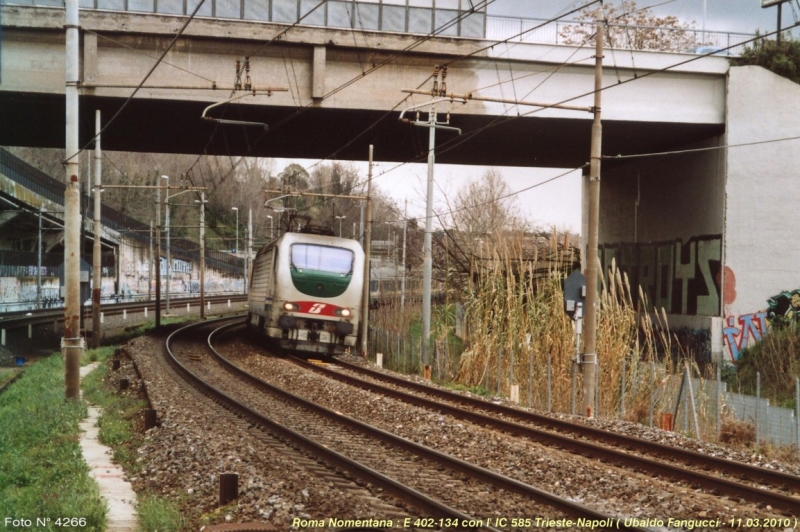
<box><xmin>155</xmin><ymin>184</ymin><xmax>162</xmax><ymax>327</ymax></box>
<box><xmin>114</xmin><ymin>246</ymin><xmax>120</xmax><ymax>300</ymax></box>
<box><xmin>359</xmin><ymin>201</ymin><xmax>365</xmax><ymax>247</ymax></box>
<box><xmin>582</xmin><ymin>21</ymin><xmax>603</xmax><ymax>418</ymax></box>
<box><xmin>232</xmin><ymin>207</ymin><xmax>239</xmax><ymax>254</ymax></box>
<box><xmin>401</xmin><ymin>198</ymin><xmax>407</xmax><ymax>311</ymax></box>
<box><xmin>92</xmin><ymin>110</ymin><xmax>102</xmax><ymax>349</ymax></box>
<box><xmin>199</xmin><ymin>192</ymin><xmax>206</xmax><ymax>319</ymax></box>
<box><xmin>37</xmin><ymin>207</ymin><xmax>42</xmax><ymax>309</ymax></box>
<box><xmin>63</xmin><ymin>0</ymin><xmax>84</xmax><ymax>399</ymax></box>
<box><xmin>165</xmin><ymin>179</ymin><xmax>171</xmax><ymax>315</ymax></box>
<box><xmin>360</xmin><ymin>145</ymin><xmax>373</xmax><ymax>357</ymax></box>
<box><xmin>149</xmin><ymin>220</ymin><xmax>153</xmax><ymax>301</ymax></box>
<box><xmin>246</xmin><ymin>207</ymin><xmax>252</xmax><ymax>294</ymax></box>
<box><xmin>422</xmin><ymin>108</ymin><xmax>437</xmax><ymax>366</ymax></box>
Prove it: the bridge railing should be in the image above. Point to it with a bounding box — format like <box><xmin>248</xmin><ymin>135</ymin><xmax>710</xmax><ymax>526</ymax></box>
<box><xmin>485</xmin><ymin>16</ymin><xmax>754</xmax><ymax>56</ymax></box>
<box><xmin>6</xmin><ymin>1</ymin><xmax>755</xmax><ymax>55</ymax></box>
<box><xmin>7</xmin><ymin>0</ymin><xmax>487</xmax><ymax>38</ymax></box>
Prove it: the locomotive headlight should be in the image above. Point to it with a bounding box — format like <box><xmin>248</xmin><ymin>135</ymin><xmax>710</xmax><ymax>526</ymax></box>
<box><xmin>283</xmin><ymin>302</ymin><xmax>299</xmax><ymax>311</ymax></box>
<box><xmin>336</xmin><ymin>308</ymin><xmax>351</xmax><ymax>317</ymax></box>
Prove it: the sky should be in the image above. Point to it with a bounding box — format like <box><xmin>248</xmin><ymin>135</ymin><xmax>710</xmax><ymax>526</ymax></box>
<box><xmin>276</xmin><ymin>0</ymin><xmax>798</xmax><ymax>234</ymax></box>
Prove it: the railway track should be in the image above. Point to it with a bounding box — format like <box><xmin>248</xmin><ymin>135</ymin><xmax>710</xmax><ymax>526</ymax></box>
<box><xmin>166</xmin><ymin>319</ymin><xmax>657</xmax><ymax>531</ymax></box>
<box><xmin>0</xmin><ymin>294</ymin><xmax>247</xmax><ymax>325</ymax></box>
<box><xmin>284</xmin><ymin>352</ymin><xmax>800</xmax><ymax>516</ymax></box>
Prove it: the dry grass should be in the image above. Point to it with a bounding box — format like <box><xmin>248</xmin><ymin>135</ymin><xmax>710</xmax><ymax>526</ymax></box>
<box><xmin>719</xmin><ymin>418</ymin><xmax>756</xmax><ymax>446</ymax></box>
<box><xmin>371</xmin><ymin>237</ymin><xmax>799</xmax><ymax>456</ymax></box>
<box><xmin>454</xmin><ymin>238</ymin><xmax>694</xmax><ymax>423</ymax></box>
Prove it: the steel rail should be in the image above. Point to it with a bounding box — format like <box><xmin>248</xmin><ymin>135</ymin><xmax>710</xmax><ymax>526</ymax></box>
<box><xmin>165</xmin><ymin>320</ymin><xmax>496</xmax><ymax>531</ymax></box>
<box><xmin>302</xmin><ymin>356</ymin><xmax>800</xmax><ymax>515</ymax></box>
<box><xmin>0</xmin><ymin>294</ymin><xmax>248</xmax><ymax>328</ymax></box>
<box><xmin>208</xmin><ymin>322</ymin><xmax>650</xmax><ymax>531</ymax></box>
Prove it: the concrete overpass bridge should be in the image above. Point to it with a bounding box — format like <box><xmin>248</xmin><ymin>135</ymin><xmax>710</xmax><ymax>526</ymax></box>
<box><xmin>0</xmin><ymin>4</ymin><xmax>728</xmax><ymax>167</ymax></box>
<box><xmin>3</xmin><ymin>3</ymin><xmax>799</xmax><ymax>364</ymax></box>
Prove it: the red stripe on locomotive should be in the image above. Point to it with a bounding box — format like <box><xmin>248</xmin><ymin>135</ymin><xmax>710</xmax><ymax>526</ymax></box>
<box><xmin>290</xmin><ymin>301</ymin><xmax>343</xmax><ymax>317</ymax></box>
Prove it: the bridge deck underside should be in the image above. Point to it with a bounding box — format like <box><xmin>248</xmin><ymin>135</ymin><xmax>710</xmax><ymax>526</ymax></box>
<box><xmin>1</xmin><ymin>92</ymin><xmax>724</xmax><ymax>168</ymax></box>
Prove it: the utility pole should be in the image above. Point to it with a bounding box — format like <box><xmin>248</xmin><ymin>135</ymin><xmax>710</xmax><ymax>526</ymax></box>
<box><xmin>164</xmin><ymin>175</ymin><xmax>171</xmax><ymax>315</ymax></box>
<box><xmin>761</xmin><ymin>0</ymin><xmax>789</xmax><ymax>43</ymax></box>
<box><xmin>360</xmin><ymin>145</ymin><xmax>374</xmax><ymax>358</ymax></box>
<box><xmin>91</xmin><ymin>110</ymin><xmax>102</xmax><ymax>349</ymax></box>
<box><xmin>63</xmin><ymin>0</ymin><xmax>83</xmax><ymax>399</ymax></box>
<box><xmin>149</xmin><ymin>220</ymin><xmax>153</xmax><ymax>301</ymax></box>
<box><xmin>399</xmin><ymin>67</ymin><xmax>462</xmax><ymax>367</ymax></box>
<box><xmin>359</xmin><ymin>201</ymin><xmax>365</xmax><ymax>247</ymax></box>
<box><xmin>583</xmin><ymin>21</ymin><xmax>604</xmax><ymax>418</ymax></box>
<box><xmin>401</xmin><ymin>198</ymin><xmax>407</xmax><ymax>311</ymax></box>
<box><xmin>198</xmin><ymin>192</ymin><xmax>206</xmax><ymax>319</ymax></box>
<box><xmin>245</xmin><ymin>207</ymin><xmax>252</xmax><ymax>294</ymax></box>
<box><xmin>155</xmin><ymin>182</ymin><xmax>162</xmax><ymax>328</ymax></box>
<box><xmin>232</xmin><ymin>207</ymin><xmax>239</xmax><ymax>254</ymax></box>
<box><xmin>37</xmin><ymin>207</ymin><xmax>42</xmax><ymax>310</ymax></box>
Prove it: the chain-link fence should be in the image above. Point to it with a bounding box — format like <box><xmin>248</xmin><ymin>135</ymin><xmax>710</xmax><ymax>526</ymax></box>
<box><xmin>367</xmin><ymin>324</ymin><xmax>800</xmax><ymax>453</ymax></box>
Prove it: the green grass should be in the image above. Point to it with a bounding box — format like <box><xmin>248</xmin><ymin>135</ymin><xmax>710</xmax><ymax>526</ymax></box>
<box><xmin>104</xmin><ymin>315</ymin><xmax>193</xmax><ymax>344</ymax></box>
<box><xmin>81</xmin><ymin>346</ymin><xmax>146</xmax><ymax>474</ymax></box>
<box><xmin>0</xmin><ymin>354</ymin><xmax>106</xmax><ymax>530</ymax></box>
<box><xmin>81</xmin><ymin>345</ymin><xmax>188</xmax><ymax>532</ymax></box>
<box><xmin>0</xmin><ymin>367</ymin><xmax>21</xmax><ymax>388</ymax></box>
<box><xmin>136</xmin><ymin>495</ymin><xmax>187</xmax><ymax>532</ymax></box>
<box><xmin>442</xmin><ymin>381</ymin><xmax>493</xmax><ymax>396</ymax></box>
<box><xmin>730</xmin><ymin>323</ymin><xmax>800</xmax><ymax>409</ymax></box>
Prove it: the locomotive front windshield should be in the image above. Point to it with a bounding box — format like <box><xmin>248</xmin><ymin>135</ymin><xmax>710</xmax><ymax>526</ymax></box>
<box><xmin>291</xmin><ymin>244</ymin><xmax>354</xmax><ymax>275</ymax></box>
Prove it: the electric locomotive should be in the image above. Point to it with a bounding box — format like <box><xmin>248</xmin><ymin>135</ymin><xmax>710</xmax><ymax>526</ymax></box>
<box><xmin>246</xmin><ymin>228</ymin><xmax>364</xmax><ymax>356</ymax></box>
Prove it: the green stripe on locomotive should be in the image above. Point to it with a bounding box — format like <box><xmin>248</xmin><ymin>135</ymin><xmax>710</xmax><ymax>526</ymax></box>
<box><xmin>290</xmin><ymin>268</ymin><xmax>353</xmax><ymax>298</ymax></box>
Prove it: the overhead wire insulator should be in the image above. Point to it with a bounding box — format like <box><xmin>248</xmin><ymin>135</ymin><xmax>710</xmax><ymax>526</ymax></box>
<box><xmin>432</xmin><ymin>64</ymin><xmax>440</xmax><ymax>97</ymax></box>
<box><xmin>244</xmin><ymin>57</ymin><xmax>252</xmax><ymax>91</ymax></box>
<box><xmin>234</xmin><ymin>59</ymin><xmax>242</xmax><ymax>91</ymax></box>
<box><xmin>440</xmin><ymin>65</ymin><xmax>447</xmax><ymax>96</ymax></box>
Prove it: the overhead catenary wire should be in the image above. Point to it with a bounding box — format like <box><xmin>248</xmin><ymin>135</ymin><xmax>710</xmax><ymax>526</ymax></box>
<box><xmin>602</xmin><ymin>133</ymin><xmax>800</xmax><ymax>160</ymax></box>
<box><xmin>395</xmin><ymin>20</ymin><xmax>799</xmax><ymax>187</ymax></box>
<box><xmin>254</xmin><ymin>0</ymin><xmax>601</xmax><ymax>196</ymax></box>
<box><xmin>176</xmin><ymin>0</ymin><xmax>499</xmax><ymax>198</ymax></box>
<box><xmin>181</xmin><ymin>0</ymin><xmax>599</xmax><ymax>196</ymax></box>
<box><xmin>65</xmin><ymin>0</ymin><xmax>209</xmax><ymax>164</ymax></box>
<box><xmin>190</xmin><ymin>0</ymin><xmax>768</xmax><ymax>225</ymax></box>
<box><xmin>82</xmin><ymin>29</ymin><xmax>217</xmax><ymax>85</ymax></box>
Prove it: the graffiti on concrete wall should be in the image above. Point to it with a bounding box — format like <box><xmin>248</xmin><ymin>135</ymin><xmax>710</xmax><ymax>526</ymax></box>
<box><xmin>0</xmin><ymin>277</ymin><xmax>20</xmax><ymax>302</ymax></box>
<box><xmin>766</xmin><ymin>290</ymin><xmax>800</xmax><ymax>324</ymax></box>
<box><xmin>723</xmin><ymin>311</ymin><xmax>768</xmax><ymax>363</ymax></box>
<box><xmin>0</xmin><ymin>276</ymin><xmax>59</xmax><ymax>306</ymax></box>
<box><xmin>722</xmin><ymin>288</ymin><xmax>800</xmax><ymax>363</ymax></box>
<box><xmin>600</xmin><ymin>235</ymin><xmax>722</xmax><ymax>316</ymax></box>
<box><xmin>158</xmin><ymin>257</ymin><xmax>192</xmax><ymax>275</ymax></box>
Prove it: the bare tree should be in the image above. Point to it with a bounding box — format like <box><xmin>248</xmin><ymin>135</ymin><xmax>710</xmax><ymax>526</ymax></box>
<box><xmin>435</xmin><ymin>169</ymin><xmax>529</xmax><ymax>290</ymax></box>
<box><xmin>560</xmin><ymin>1</ymin><xmax>702</xmax><ymax>52</ymax></box>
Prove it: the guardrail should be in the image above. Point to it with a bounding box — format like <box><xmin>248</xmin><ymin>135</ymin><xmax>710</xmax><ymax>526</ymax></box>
<box><xmin>485</xmin><ymin>16</ymin><xmax>754</xmax><ymax>56</ymax></box>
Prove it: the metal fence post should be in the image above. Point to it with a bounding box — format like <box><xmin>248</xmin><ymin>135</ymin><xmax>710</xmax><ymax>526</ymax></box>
<box><xmin>621</xmin><ymin>356</ymin><xmax>626</xmax><ymax>420</ymax></box>
<box><xmin>547</xmin><ymin>350</ymin><xmax>552</xmax><ymax>412</ymax></box>
<box><xmin>795</xmin><ymin>377</ymin><xmax>799</xmax><ymax>458</ymax></box>
<box><xmin>756</xmin><ymin>371</ymin><xmax>761</xmax><ymax>448</ymax></box>
<box><xmin>497</xmin><ymin>347</ymin><xmax>502</xmax><ymax>396</ymax></box>
<box><xmin>649</xmin><ymin>360</ymin><xmax>655</xmax><ymax>428</ymax></box>
<box><xmin>716</xmin><ymin>361</ymin><xmax>722</xmax><ymax>441</ymax></box>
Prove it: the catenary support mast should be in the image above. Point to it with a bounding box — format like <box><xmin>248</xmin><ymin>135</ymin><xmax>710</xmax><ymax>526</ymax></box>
<box><xmin>583</xmin><ymin>21</ymin><xmax>603</xmax><ymax>417</ymax></box>
<box><xmin>63</xmin><ymin>0</ymin><xmax>84</xmax><ymax>398</ymax></box>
